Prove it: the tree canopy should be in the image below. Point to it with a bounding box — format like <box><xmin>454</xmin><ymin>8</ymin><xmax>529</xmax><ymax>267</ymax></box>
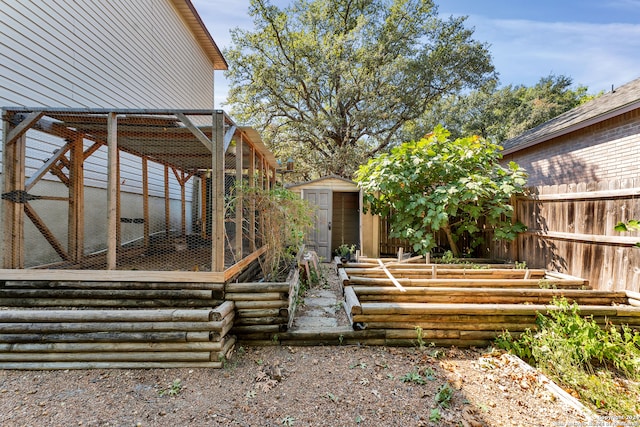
<box><xmin>224</xmin><ymin>0</ymin><xmax>495</xmax><ymax>178</ymax></box>
<box><xmin>403</xmin><ymin>74</ymin><xmax>595</xmax><ymax>143</ymax></box>
<box><xmin>355</xmin><ymin>126</ymin><xmax>528</xmax><ymax>257</ymax></box>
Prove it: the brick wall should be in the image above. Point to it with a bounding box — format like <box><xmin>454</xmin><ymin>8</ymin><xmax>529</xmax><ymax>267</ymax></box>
<box><xmin>502</xmin><ymin>108</ymin><xmax>640</xmax><ymax>187</ymax></box>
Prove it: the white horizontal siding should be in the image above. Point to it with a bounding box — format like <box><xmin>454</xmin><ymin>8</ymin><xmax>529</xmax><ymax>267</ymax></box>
<box><xmin>1</xmin><ymin>0</ymin><xmax>217</xmax><ymax>179</ymax></box>
<box><xmin>1</xmin><ymin>0</ymin><xmax>216</xmax><ymax>264</ymax></box>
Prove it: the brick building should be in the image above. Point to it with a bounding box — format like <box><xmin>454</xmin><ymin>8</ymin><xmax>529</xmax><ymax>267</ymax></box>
<box><xmin>496</xmin><ymin>77</ymin><xmax>640</xmax><ymax>292</ymax></box>
<box><xmin>501</xmin><ymin>77</ymin><xmax>640</xmax><ymax>187</ymax></box>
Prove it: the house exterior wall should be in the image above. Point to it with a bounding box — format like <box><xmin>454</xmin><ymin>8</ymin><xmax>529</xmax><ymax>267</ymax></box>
<box><xmin>502</xmin><ymin>108</ymin><xmax>640</xmax><ymax>187</ymax></box>
<box><xmin>1</xmin><ymin>0</ymin><xmax>218</xmax><ymax>265</ymax></box>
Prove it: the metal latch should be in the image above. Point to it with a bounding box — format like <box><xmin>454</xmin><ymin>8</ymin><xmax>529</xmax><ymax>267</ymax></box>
<box><xmin>1</xmin><ymin>190</ymin><xmax>42</xmax><ymax>203</ymax></box>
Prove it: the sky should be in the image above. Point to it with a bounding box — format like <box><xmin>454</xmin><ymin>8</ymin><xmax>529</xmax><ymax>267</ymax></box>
<box><xmin>191</xmin><ymin>0</ymin><xmax>640</xmax><ymax>109</ymax></box>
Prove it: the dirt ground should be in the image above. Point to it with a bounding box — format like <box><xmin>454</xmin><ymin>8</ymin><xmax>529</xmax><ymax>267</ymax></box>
<box><xmin>0</xmin><ymin>345</ymin><xmax>593</xmax><ymax>427</ymax></box>
<box><xmin>0</xmin><ymin>262</ymin><xmax>600</xmax><ymax>426</ymax></box>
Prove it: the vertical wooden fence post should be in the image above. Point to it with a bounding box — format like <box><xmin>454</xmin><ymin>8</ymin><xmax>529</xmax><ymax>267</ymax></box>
<box><xmin>106</xmin><ymin>112</ymin><xmax>118</xmax><ymax>270</ymax></box>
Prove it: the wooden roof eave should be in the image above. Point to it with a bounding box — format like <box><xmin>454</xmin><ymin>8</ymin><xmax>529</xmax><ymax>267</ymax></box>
<box><xmin>502</xmin><ymin>99</ymin><xmax>640</xmax><ymax>156</ymax></box>
<box><xmin>169</xmin><ymin>0</ymin><xmax>228</xmax><ymax>70</ymax></box>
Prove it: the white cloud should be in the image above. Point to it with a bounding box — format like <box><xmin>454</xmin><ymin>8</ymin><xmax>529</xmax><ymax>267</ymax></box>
<box><xmin>468</xmin><ymin>17</ymin><xmax>640</xmax><ymax>91</ymax></box>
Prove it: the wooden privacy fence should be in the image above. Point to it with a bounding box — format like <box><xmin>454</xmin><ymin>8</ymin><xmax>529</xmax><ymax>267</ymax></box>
<box><xmin>339</xmin><ymin>259</ymin><xmax>640</xmax><ymax>347</ymax></box>
<box><xmin>482</xmin><ymin>178</ymin><xmax>640</xmax><ymax>293</ymax></box>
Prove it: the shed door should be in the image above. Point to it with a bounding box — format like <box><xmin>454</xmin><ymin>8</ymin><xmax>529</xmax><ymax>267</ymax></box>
<box><xmin>303</xmin><ymin>189</ymin><xmax>332</xmax><ymax>260</ymax></box>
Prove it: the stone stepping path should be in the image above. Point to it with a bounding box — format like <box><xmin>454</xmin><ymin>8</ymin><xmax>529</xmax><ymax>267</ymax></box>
<box><xmin>291</xmin><ymin>289</ymin><xmax>341</xmax><ymax>330</ymax></box>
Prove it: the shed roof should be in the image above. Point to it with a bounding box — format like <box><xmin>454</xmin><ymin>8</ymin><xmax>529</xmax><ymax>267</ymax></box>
<box><xmin>502</xmin><ymin>77</ymin><xmax>640</xmax><ymax>155</ymax></box>
<box><xmin>170</xmin><ymin>0</ymin><xmax>228</xmax><ymax>70</ymax></box>
<box><xmin>286</xmin><ymin>175</ymin><xmax>357</xmax><ymax>190</ymax></box>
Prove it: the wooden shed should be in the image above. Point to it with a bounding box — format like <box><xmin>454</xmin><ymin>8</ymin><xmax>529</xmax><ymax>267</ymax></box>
<box><xmin>287</xmin><ymin>176</ymin><xmax>381</xmax><ymax>260</ymax></box>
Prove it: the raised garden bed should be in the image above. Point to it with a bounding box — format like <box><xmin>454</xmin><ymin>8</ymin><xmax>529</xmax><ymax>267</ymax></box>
<box><xmin>339</xmin><ymin>258</ymin><xmax>640</xmax><ymax>347</ymax></box>
<box><xmin>0</xmin><ymin>270</ymin><xmax>236</xmax><ymax>369</ymax></box>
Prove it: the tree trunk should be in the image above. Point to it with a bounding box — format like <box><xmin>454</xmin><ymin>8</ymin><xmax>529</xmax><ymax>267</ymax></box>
<box><xmin>442</xmin><ymin>224</ymin><xmax>460</xmax><ymax>258</ymax></box>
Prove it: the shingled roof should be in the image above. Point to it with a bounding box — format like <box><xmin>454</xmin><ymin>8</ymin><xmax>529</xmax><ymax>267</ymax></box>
<box><xmin>502</xmin><ymin>77</ymin><xmax>640</xmax><ymax>155</ymax></box>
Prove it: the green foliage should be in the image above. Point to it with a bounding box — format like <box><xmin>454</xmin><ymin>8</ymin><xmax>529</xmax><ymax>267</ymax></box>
<box><xmin>233</xmin><ymin>185</ymin><xmax>313</xmax><ymax>280</ymax></box>
<box><xmin>356</xmin><ymin>126</ymin><xmax>527</xmax><ymax>256</ymax></box>
<box><xmin>615</xmin><ymin>220</ymin><xmax>640</xmax><ymax>248</ymax></box>
<box><xmin>225</xmin><ymin>0</ymin><xmax>495</xmax><ymax>178</ymax></box>
<box><xmin>496</xmin><ymin>298</ymin><xmax>640</xmax><ymax>415</ymax></box>
<box><xmin>429</xmin><ymin>408</ymin><xmax>442</xmax><ymax>422</ymax></box>
<box><xmin>435</xmin><ymin>383</ymin><xmax>454</xmax><ymax>408</ymax></box>
<box><xmin>405</xmin><ymin>74</ymin><xmax>596</xmax><ymax>143</ymax></box>
<box><xmin>336</xmin><ymin>244</ymin><xmax>356</xmax><ymax>258</ymax></box>
<box><xmin>399</xmin><ymin>369</ymin><xmax>427</xmax><ymax>385</ymax></box>
<box><xmin>281</xmin><ymin>415</ymin><xmax>296</xmax><ymax>426</ymax></box>
<box><xmin>157</xmin><ymin>379</ymin><xmax>183</xmax><ymax>397</ymax></box>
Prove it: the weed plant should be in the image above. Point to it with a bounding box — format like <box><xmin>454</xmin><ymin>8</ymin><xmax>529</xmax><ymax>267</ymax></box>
<box><xmin>496</xmin><ymin>298</ymin><xmax>640</xmax><ymax>415</ymax></box>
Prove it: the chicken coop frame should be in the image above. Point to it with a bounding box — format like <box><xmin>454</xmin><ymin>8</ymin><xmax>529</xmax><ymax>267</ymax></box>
<box><xmin>1</xmin><ymin>107</ymin><xmax>277</xmax><ymax>282</ymax></box>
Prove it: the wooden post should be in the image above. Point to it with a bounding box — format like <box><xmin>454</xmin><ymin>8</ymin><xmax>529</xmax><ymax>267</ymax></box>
<box><xmin>200</xmin><ymin>171</ymin><xmax>207</xmax><ymax>238</ymax></box>
<box><xmin>235</xmin><ymin>136</ymin><xmax>243</xmax><ymax>259</ymax></box>
<box><xmin>106</xmin><ymin>112</ymin><xmax>118</xmax><ymax>270</ymax></box>
<box><xmin>164</xmin><ymin>165</ymin><xmax>170</xmax><ymax>237</ymax></box>
<box><xmin>180</xmin><ymin>170</ymin><xmax>186</xmax><ymax>236</ymax></box>
<box><xmin>212</xmin><ymin>111</ymin><xmax>225</xmax><ymax>272</ymax></box>
<box><xmin>116</xmin><ymin>150</ymin><xmax>121</xmax><ymax>249</ymax></box>
<box><xmin>68</xmin><ymin>135</ymin><xmax>85</xmax><ymax>262</ymax></box>
<box><xmin>2</xmin><ymin>121</ymin><xmax>27</xmax><ymax>268</ymax></box>
<box><xmin>248</xmin><ymin>145</ymin><xmax>256</xmax><ymax>252</ymax></box>
<box><xmin>142</xmin><ymin>157</ymin><xmax>150</xmax><ymax>249</ymax></box>
<box><xmin>510</xmin><ymin>194</ymin><xmax>519</xmax><ymax>262</ymax></box>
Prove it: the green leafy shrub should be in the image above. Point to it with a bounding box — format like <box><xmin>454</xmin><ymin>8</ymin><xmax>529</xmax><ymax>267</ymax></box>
<box><xmin>496</xmin><ymin>298</ymin><xmax>640</xmax><ymax>415</ymax></box>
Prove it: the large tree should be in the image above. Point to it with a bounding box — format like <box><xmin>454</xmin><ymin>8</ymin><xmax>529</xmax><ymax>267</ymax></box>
<box><xmin>404</xmin><ymin>74</ymin><xmax>594</xmax><ymax>143</ymax></box>
<box><xmin>355</xmin><ymin>126</ymin><xmax>528</xmax><ymax>257</ymax></box>
<box><xmin>224</xmin><ymin>0</ymin><xmax>495</xmax><ymax>178</ymax></box>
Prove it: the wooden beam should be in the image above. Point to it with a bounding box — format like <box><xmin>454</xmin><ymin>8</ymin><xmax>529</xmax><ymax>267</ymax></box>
<box><xmin>224</xmin><ymin>125</ymin><xmax>237</xmax><ymax>152</ymax></box>
<box><xmin>248</xmin><ymin>145</ymin><xmax>256</xmax><ymax>252</ymax></box>
<box><xmin>523</xmin><ymin>187</ymin><xmax>640</xmax><ymax>201</ymax></box>
<box><xmin>212</xmin><ymin>111</ymin><xmax>225</xmax><ymax>272</ymax></box>
<box><xmin>2</xmin><ymin>127</ymin><xmax>26</xmax><ymax>268</ymax></box>
<box><xmin>524</xmin><ymin>230</ymin><xmax>640</xmax><ymax>246</ymax></box>
<box><xmin>106</xmin><ymin>112</ymin><xmax>118</xmax><ymax>270</ymax></box>
<box><xmin>175</xmin><ymin>112</ymin><xmax>212</xmax><ymax>152</ymax></box>
<box><xmin>376</xmin><ymin>259</ymin><xmax>406</xmax><ymax>292</ymax></box>
<box><xmin>142</xmin><ymin>157</ymin><xmax>150</xmax><ymax>249</ymax></box>
<box><xmin>68</xmin><ymin>135</ymin><xmax>84</xmax><ymax>262</ymax></box>
<box><xmin>235</xmin><ymin>136</ymin><xmax>243</xmax><ymax>259</ymax></box>
<box><xmin>0</xmin><ymin>268</ymin><xmax>225</xmax><ymax>282</ymax></box>
<box><xmin>23</xmin><ymin>203</ymin><xmax>70</xmax><ymax>261</ymax></box>
<box><xmin>5</xmin><ymin>111</ymin><xmax>43</xmax><ymax>145</ymax></box>
<box><xmin>164</xmin><ymin>165</ymin><xmax>170</xmax><ymax>236</ymax></box>
<box><xmin>24</xmin><ymin>143</ymin><xmax>71</xmax><ymax>191</ymax></box>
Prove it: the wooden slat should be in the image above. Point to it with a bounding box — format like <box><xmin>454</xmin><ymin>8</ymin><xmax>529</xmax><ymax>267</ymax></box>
<box><xmin>0</xmin><ymin>269</ymin><xmax>225</xmax><ymax>283</ymax></box>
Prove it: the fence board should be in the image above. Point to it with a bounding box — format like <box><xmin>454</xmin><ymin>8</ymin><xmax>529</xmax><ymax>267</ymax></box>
<box><xmin>482</xmin><ymin>178</ymin><xmax>640</xmax><ymax>292</ymax></box>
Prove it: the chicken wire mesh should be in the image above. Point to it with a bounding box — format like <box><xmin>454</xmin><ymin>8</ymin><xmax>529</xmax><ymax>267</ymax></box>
<box><xmin>1</xmin><ymin>108</ymin><xmax>276</xmax><ymax>272</ymax></box>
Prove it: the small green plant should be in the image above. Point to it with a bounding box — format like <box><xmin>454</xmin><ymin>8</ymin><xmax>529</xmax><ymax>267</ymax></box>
<box><xmin>422</xmin><ymin>367</ymin><xmax>436</xmax><ymax>381</ymax></box>
<box><xmin>441</xmin><ymin>250</ymin><xmax>455</xmax><ymax>264</ymax></box>
<box><xmin>338</xmin><ymin>334</ymin><xmax>344</xmax><ymax>345</ymax></box>
<box><xmin>429</xmin><ymin>408</ymin><xmax>442</xmax><ymax>422</ymax></box>
<box><xmin>514</xmin><ymin>260</ymin><xmax>527</xmax><ymax>269</ymax></box>
<box><xmin>415</xmin><ymin>325</ymin><xmax>425</xmax><ymax>349</ymax></box>
<box><xmin>336</xmin><ymin>243</ymin><xmax>357</xmax><ymax>259</ymax></box>
<box><xmin>325</xmin><ymin>392</ymin><xmax>339</xmax><ymax>403</ymax></box>
<box><xmin>158</xmin><ymin>379</ymin><xmax>182</xmax><ymax>397</ymax></box>
<box><xmin>399</xmin><ymin>369</ymin><xmax>426</xmax><ymax>385</ymax></box>
<box><xmin>435</xmin><ymin>383</ymin><xmax>454</xmax><ymax>408</ymax></box>
<box><xmin>281</xmin><ymin>415</ymin><xmax>296</xmax><ymax>426</ymax></box>
<box><xmin>537</xmin><ymin>278</ymin><xmax>555</xmax><ymax>289</ymax></box>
